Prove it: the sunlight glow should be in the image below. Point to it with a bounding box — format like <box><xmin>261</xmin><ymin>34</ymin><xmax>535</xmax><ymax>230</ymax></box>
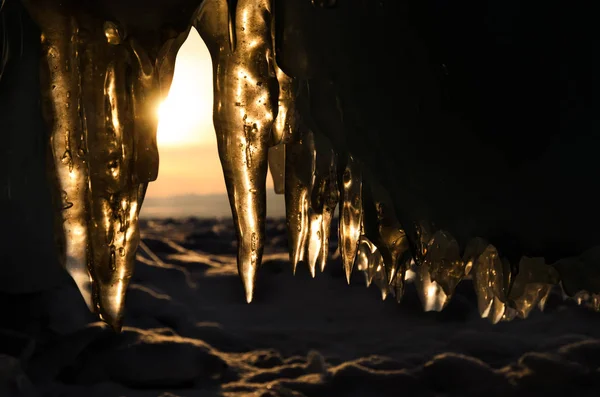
<box><xmin>156</xmin><ymin>27</ymin><xmax>214</xmax><ymax>148</ymax></box>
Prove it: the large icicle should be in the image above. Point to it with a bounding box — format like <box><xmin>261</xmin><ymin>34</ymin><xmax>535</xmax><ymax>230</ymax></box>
<box><xmin>196</xmin><ymin>0</ymin><xmax>278</xmax><ymax>303</ymax></box>
<box><xmin>38</xmin><ymin>11</ymin><xmax>93</xmax><ymax>311</ymax></box>
<box><xmin>26</xmin><ymin>1</ymin><xmax>183</xmax><ymax>330</ymax></box>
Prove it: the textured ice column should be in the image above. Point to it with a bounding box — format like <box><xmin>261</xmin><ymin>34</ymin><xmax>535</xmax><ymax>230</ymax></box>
<box><xmin>82</xmin><ymin>39</ymin><xmax>140</xmax><ymax>330</ymax></box>
<box><xmin>196</xmin><ymin>0</ymin><xmax>278</xmax><ymax>302</ymax></box>
<box><xmin>339</xmin><ymin>155</ymin><xmax>363</xmax><ymax>283</ymax></box>
<box><xmin>27</xmin><ymin>0</ymin><xmax>178</xmax><ymax>330</ymax></box>
<box><xmin>38</xmin><ymin>12</ymin><xmax>94</xmax><ymax>310</ymax></box>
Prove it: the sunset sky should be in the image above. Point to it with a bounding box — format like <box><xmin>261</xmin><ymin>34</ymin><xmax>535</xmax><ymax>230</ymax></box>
<box><xmin>145</xmin><ymin>28</ymin><xmax>274</xmax><ymax>200</ymax></box>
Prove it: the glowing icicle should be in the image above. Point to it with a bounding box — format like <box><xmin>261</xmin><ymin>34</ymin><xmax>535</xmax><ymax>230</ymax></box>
<box><xmin>339</xmin><ymin>155</ymin><xmax>362</xmax><ymax>284</ymax></box>
<box><xmin>31</xmin><ymin>5</ymin><xmax>166</xmax><ymax>330</ymax></box>
<box><xmin>82</xmin><ymin>33</ymin><xmax>141</xmax><ymax>332</ymax></box>
<box><xmin>508</xmin><ymin>257</ymin><xmax>559</xmax><ymax>319</ymax></box>
<box><xmin>38</xmin><ymin>14</ymin><xmax>93</xmax><ymax>311</ymax></box>
<box><xmin>306</xmin><ymin>212</ymin><xmax>322</xmax><ymax>278</ymax></box>
<box><xmin>426</xmin><ymin>230</ymin><xmax>465</xmax><ymax>299</ymax></box>
<box><xmin>196</xmin><ymin>0</ymin><xmax>278</xmax><ymax>303</ymax></box>
<box><xmin>414</xmin><ymin>259</ymin><xmax>449</xmax><ymax>312</ymax></box>
<box><xmin>472</xmin><ymin>245</ymin><xmax>510</xmax><ymax>320</ymax></box>
<box><xmin>355</xmin><ymin>235</ymin><xmax>386</xmax><ymax>293</ymax></box>
<box><xmin>284</xmin><ymin>129</ymin><xmax>313</xmax><ymax>274</ymax></box>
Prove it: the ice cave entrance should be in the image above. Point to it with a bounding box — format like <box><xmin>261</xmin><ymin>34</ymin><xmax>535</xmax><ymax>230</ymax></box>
<box><xmin>141</xmin><ymin>27</ymin><xmax>284</xmax><ymax>220</ymax></box>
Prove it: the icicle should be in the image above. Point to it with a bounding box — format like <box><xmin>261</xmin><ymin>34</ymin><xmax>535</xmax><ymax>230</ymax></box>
<box><xmin>339</xmin><ymin>154</ymin><xmax>362</xmax><ymax>284</ymax></box>
<box><xmin>354</xmin><ymin>236</ymin><xmax>371</xmax><ymax>286</ymax></box>
<box><xmin>82</xmin><ymin>30</ymin><xmax>142</xmax><ymax>332</ymax></box>
<box><xmin>318</xmin><ymin>145</ymin><xmax>339</xmax><ymax>272</ymax></box>
<box><xmin>426</xmin><ymin>230</ymin><xmax>465</xmax><ymax>299</ymax></box>
<box><xmin>307</xmin><ymin>133</ymin><xmax>338</xmax><ymax>275</ymax></box>
<box><xmin>284</xmin><ymin>130</ymin><xmax>312</xmax><ymax>273</ymax></box>
<box><xmin>38</xmin><ymin>15</ymin><xmax>93</xmax><ymax>312</ymax></box>
<box><xmin>196</xmin><ymin>0</ymin><xmax>278</xmax><ymax>303</ymax></box>
<box><xmin>31</xmin><ymin>5</ymin><xmax>170</xmax><ymax>330</ymax></box>
<box><xmin>365</xmin><ymin>176</ymin><xmax>410</xmax><ymax>287</ymax></box>
<box><xmin>414</xmin><ymin>259</ymin><xmax>449</xmax><ymax>312</ymax></box>
<box><xmin>372</xmin><ymin>251</ymin><xmax>390</xmax><ymax>301</ymax></box>
<box><xmin>472</xmin><ymin>245</ymin><xmax>509</xmax><ymax>319</ymax></box>
<box><xmin>508</xmin><ymin>256</ymin><xmax>559</xmax><ymax>319</ymax></box>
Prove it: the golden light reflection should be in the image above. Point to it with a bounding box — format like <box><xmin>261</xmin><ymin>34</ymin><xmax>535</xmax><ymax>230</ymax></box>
<box><xmin>155</xmin><ymin>27</ymin><xmax>214</xmax><ymax>148</ymax></box>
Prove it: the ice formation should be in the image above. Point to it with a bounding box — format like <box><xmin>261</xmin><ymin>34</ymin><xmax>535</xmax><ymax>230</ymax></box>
<box><xmin>1</xmin><ymin>0</ymin><xmax>598</xmax><ymax>331</ymax></box>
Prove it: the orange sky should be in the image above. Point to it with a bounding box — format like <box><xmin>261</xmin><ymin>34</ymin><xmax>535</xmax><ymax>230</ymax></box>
<box><xmin>145</xmin><ymin>28</ymin><xmax>274</xmax><ymax>199</ymax></box>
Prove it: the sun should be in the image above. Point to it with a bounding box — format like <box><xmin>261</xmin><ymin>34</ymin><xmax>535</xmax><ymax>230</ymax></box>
<box><xmin>156</xmin><ymin>27</ymin><xmax>214</xmax><ymax>148</ymax></box>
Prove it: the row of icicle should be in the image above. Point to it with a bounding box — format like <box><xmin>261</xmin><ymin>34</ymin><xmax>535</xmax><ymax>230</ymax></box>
<box><xmin>23</xmin><ymin>0</ymin><xmax>598</xmax><ymax>332</ymax></box>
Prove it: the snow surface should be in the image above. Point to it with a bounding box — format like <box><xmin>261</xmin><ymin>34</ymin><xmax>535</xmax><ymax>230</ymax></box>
<box><xmin>3</xmin><ymin>217</ymin><xmax>600</xmax><ymax>397</ymax></box>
